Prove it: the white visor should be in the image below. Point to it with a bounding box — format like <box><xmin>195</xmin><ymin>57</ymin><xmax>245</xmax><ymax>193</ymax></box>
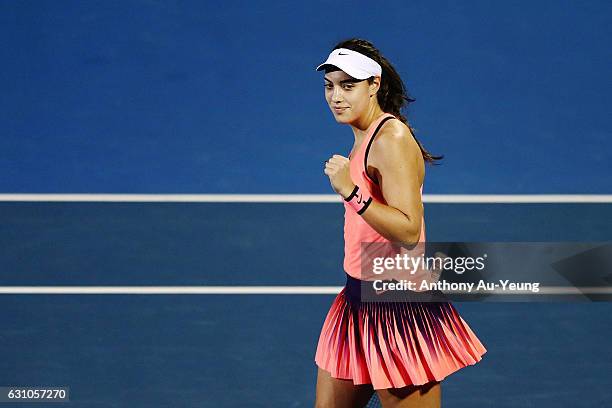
<box><xmin>315</xmin><ymin>48</ymin><xmax>382</xmax><ymax>80</ymax></box>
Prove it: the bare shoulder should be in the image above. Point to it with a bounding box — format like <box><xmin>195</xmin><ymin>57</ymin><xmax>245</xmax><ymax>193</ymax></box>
<box><xmin>374</xmin><ymin>118</ymin><xmax>419</xmax><ymax>152</ymax></box>
<box><xmin>369</xmin><ymin>118</ymin><xmax>424</xmax><ymax>184</ymax></box>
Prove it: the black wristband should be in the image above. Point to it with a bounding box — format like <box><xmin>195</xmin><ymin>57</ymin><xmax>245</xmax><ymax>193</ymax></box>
<box><xmin>344</xmin><ymin>185</ymin><xmax>359</xmax><ymax>202</ymax></box>
<box><xmin>357</xmin><ymin>197</ymin><xmax>373</xmax><ymax>215</ymax></box>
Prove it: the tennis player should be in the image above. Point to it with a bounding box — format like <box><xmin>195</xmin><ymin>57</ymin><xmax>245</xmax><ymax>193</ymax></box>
<box><xmin>315</xmin><ymin>38</ymin><xmax>487</xmax><ymax>408</ymax></box>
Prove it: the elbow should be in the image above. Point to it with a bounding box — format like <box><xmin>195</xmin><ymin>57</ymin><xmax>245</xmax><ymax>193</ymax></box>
<box><xmin>399</xmin><ymin>227</ymin><xmax>422</xmax><ymax>247</ymax></box>
<box><xmin>395</xmin><ymin>208</ymin><xmax>424</xmax><ymax>246</ymax></box>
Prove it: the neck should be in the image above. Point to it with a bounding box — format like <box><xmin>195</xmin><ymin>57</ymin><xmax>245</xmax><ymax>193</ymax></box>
<box><xmin>350</xmin><ymin>106</ymin><xmax>386</xmax><ymax>142</ymax></box>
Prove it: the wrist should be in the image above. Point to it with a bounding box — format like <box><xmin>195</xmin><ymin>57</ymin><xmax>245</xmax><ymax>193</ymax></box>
<box><xmin>343</xmin><ymin>184</ymin><xmax>373</xmax><ymax>215</ymax></box>
<box><xmin>340</xmin><ymin>184</ymin><xmax>357</xmax><ymax>200</ymax></box>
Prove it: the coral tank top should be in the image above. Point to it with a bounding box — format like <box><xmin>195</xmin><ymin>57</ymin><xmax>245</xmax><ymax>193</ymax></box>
<box><xmin>343</xmin><ymin>112</ymin><xmax>426</xmax><ymax>281</ymax></box>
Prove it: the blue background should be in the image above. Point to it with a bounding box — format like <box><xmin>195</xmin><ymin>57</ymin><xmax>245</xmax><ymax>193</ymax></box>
<box><xmin>1</xmin><ymin>0</ymin><xmax>610</xmax><ymax>194</ymax></box>
<box><xmin>1</xmin><ymin>2</ymin><xmax>611</xmax><ymax>407</ymax></box>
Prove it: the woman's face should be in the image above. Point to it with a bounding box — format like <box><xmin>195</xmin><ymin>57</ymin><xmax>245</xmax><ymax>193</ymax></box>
<box><xmin>324</xmin><ymin>69</ymin><xmax>377</xmax><ymax>123</ymax></box>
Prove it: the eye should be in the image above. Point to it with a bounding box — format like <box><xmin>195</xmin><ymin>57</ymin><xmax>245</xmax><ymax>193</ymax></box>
<box><xmin>324</xmin><ymin>83</ymin><xmax>333</xmax><ymax>90</ymax></box>
<box><xmin>343</xmin><ymin>84</ymin><xmax>354</xmax><ymax>90</ymax></box>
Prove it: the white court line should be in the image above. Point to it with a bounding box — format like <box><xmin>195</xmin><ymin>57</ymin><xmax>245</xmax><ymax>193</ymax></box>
<box><xmin>0</xmin><ymin>194</ymin><xmax>612</xmax><ymax>203</ymax></box>
<box><xmin>0</xmin><ymin>286</ymin><xmax>610</xmax><ymax>295</ymax></box>
<box><xmin>0</xmin><ymin>286</ymin><xmax>344</xmax><ymax>294</ymax></box>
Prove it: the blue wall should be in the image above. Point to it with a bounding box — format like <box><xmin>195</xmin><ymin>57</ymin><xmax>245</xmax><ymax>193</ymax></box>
<box><xmin>1</xmin><ymin>0</ymin><xmax>610</xmax><ymax>193</ymax></box>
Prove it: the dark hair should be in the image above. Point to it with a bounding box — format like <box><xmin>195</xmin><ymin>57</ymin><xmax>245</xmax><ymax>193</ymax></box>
<box><xmin>326</xmin><ymin>38</ymin><xmax>443</xmax><ymax>164</ymax></box>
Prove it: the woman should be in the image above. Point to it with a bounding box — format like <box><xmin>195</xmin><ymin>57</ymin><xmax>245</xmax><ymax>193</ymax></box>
<box><xmin>315</xmin><ymin>38</ymin><xmax>487</xmax><ymax>408</ymax></box>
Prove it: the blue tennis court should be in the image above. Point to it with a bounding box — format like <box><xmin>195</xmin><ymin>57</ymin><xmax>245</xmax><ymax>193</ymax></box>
<box><xmin>1</xmin><ymin>1</ymin><xmax>611</xmax><ymax>407</ymax></box>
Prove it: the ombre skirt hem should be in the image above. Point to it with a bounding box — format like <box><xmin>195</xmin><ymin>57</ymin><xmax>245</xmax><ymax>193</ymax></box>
<box><xmin>314</xmin><ymin>274</ymin><xmax>487</xmax><ymax>390</ymax></box>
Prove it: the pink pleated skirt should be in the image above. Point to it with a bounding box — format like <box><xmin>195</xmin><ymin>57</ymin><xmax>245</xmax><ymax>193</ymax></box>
<box><xmin>314</xmin><ymin>273</ymin><xmax>487</xmax><ymax>390</ymax></box>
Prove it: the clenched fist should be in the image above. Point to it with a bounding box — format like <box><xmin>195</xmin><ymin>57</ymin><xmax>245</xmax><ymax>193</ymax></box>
<box><xmin>323</xmin><ymin>154</ymin><xmax>356</xmax><ymax>199</ymax></box>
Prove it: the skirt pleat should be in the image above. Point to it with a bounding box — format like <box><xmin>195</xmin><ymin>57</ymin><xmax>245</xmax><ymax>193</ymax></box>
<box><xmin>314</xmin><ymin>284</ymin><xmax>487</xmax><ymax>390</ymax></box>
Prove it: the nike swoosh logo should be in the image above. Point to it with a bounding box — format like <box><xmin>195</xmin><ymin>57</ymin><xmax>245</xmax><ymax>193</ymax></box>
<box><xmin>338</xmin><ymin>52</ymin><xmax>348</xmax><ymax>55</ymax></box>
<box><xmin>357</xmin><ymin>194</ymin><xmax>363</xmax><ymax>204</ymax></box>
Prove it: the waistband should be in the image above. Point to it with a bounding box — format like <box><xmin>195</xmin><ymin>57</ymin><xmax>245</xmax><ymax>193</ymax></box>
<box><xmin>343</xmin><ymin>272</ymin><xmax>449</xmax><ymax>306</ymax></box>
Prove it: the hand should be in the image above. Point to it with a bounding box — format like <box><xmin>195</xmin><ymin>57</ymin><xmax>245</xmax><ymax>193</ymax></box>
<box><xmin>428</xmin><ymin>251</ymin><xmax>449</xmax><ymax>284</ymax></box>
<box><xmin>323</xmin><ymin>154</ymin><xmax>356</xmax><ymax>199</ymax></box>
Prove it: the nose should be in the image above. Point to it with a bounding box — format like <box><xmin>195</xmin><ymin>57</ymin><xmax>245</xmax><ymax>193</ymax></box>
<box><xmin>331</xmin><ymin>86</ymin><xmax>344</xmax><ymax>103</ymax></box>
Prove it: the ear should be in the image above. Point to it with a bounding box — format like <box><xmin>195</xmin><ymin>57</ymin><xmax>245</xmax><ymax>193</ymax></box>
<box><xmin>369</xmin><ymin>76</ymin><xmax>381</xmax><ymax>97</ymax></box>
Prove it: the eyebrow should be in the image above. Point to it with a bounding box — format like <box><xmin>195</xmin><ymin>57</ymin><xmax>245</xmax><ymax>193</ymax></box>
<box><xmin>324</xmin><ymin>77</ymin><xmax>361</xmax><ymax>84</ymax></box>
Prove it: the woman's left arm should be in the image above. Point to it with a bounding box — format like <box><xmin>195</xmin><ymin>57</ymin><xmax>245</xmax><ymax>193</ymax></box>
<box><xmin>345</xmin><ymin>124</ymin><xmax>424</xmax><ymax>245</ymax></box>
